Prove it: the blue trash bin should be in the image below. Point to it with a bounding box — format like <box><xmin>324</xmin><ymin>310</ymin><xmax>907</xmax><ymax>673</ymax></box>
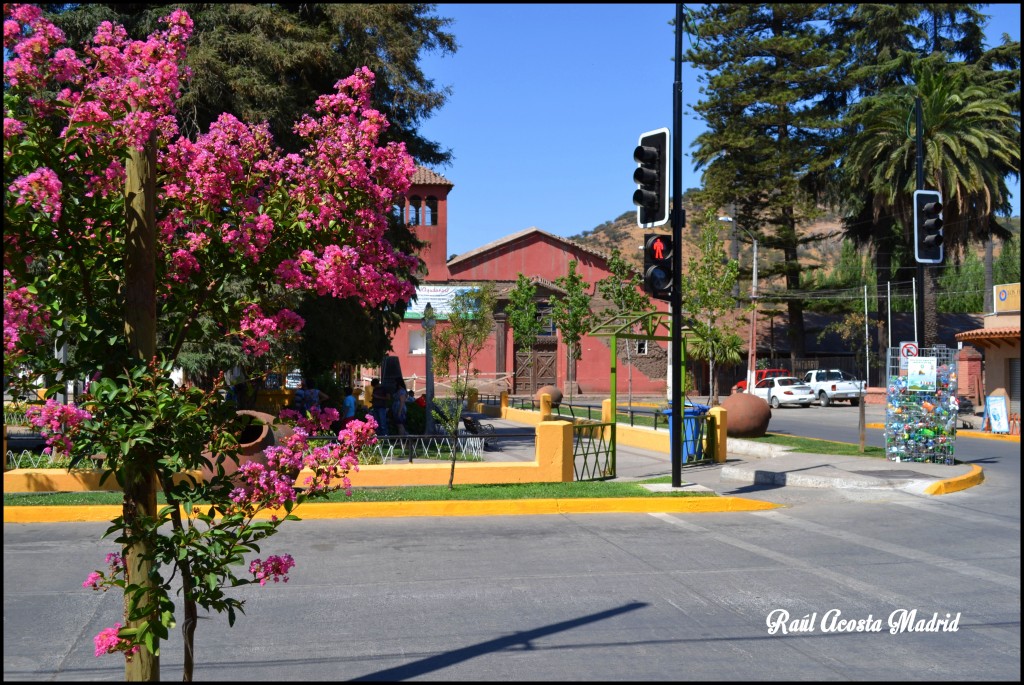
<box><xmin>663</xmin><ymin>402</ymin><xmax>710</xmax><ymax>463</ymax></box>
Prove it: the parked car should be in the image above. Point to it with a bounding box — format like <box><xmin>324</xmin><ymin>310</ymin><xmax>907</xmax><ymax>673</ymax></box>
<box><xmin>802</xmin><ymin>369</ymin><xmax>866</xmax><ymax>407</ymax></box>
<box><xmin>750</xmin><ymin>376</ymin><xmax>815</xmax><ymax>408</ymax></box>
<box><xmin>733</xmin><ymin>368</ymin><xmax>791</xmax><ymax>393</ymax></box>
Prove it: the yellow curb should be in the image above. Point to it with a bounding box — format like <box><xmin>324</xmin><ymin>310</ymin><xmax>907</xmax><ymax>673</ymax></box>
<box><xmin>866</xmin><ymin>422</ymin><xmax>1020</xmax><ymax>442</ymax></box>
<box><xmin>3</xmin><ymin>496</ymin><xmax>778</xmax><ymax>524</ymax></box>
<box><xmin>924</xmin><ymin>463</ymin><xmax>985</xmax><ymax>496</ymax></box>
<box><xmin>4</xmin><ymin>505</ymin><xmax>124</xmax><ymax>523</ymax></box>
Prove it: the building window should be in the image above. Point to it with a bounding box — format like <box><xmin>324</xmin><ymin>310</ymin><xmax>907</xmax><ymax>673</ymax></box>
<box><xmin>408</xmin><ymin>196</ymin><xmax>422</xmax><ymax>225</ymax></box>
<box><xmin>425</xmin><ymin>196</ymin><xmax>438</xmax><ymax>226</ymax></box>
<box><xmin>409</xmin><ymin>329</ymin><xmax>426</xmax><ymax>355</ymax></box>
<box><xmin>635</xmin><ymin>340</ymin><xmax>648</xmax><ymax>355</ymax></box>
<box><xmin>538</xmin><ymin>307</ymin><xmax>556</xmax><ymax>336</ymax></box>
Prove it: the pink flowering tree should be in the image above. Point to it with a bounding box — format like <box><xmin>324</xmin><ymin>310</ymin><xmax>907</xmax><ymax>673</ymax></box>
<box><xmin>4</xmin><ymin>4</ymin><xmax>414</xmax><ymax>680</ymax></box>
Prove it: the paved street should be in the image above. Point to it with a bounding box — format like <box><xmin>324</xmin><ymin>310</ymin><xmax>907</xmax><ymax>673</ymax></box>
<box><xmin>5</xmin><ymin>489</ymin><xmax>1019</xmax><ymax>681</ymax></box>
<box><xmin>4</xmin><ymin>401</ymin><xmax>1019</xmax><ymax>681</ymax></box>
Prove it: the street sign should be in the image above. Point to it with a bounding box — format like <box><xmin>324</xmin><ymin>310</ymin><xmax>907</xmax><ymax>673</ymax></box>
<box><xmin>899</xmin><ymin>341</ymin><xmax>918</xmax><ymax>371</ymax></box>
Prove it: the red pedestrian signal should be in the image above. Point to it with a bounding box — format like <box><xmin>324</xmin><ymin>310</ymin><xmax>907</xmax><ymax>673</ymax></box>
<box><xmin>643</xmin><ymin>233</ymin><xmax>673</xmax><ymax>301</ymax></box>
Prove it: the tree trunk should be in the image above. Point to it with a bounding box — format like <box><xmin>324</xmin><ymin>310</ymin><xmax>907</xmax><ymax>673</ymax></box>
<box><xmin>122</xmin><ymin>465</ymin><xmax>160</xmax><ymax>681</ymax></box>
<box><xmin>164</xmin><ymin>484</ymin><xmax>198</xmax><ymax>681</ymax></box>
<box><xmin>124</xmin><ymin>137</ymin><xmax>160</xmax><ymax>681</ymax></box>
<box><xmin>984</xmin><ymin>233</ymin><xmax>994</xmax><ymax>313</ymax></box>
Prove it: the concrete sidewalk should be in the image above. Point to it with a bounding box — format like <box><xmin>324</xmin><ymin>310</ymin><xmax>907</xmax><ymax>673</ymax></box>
<box><xmin>472</xmin><ymin>413</ymin><xmax>984</xmax><ymax>497</ymax></box>
<box><xmin>2</xmin><ymin>411</ymin><xmax>986</xmax><ymax>524</ymax></box>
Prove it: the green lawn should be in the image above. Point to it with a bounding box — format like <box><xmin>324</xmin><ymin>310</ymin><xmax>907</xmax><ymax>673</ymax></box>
<box><xmin>2</xmin><ymin>476</ymin><xmax>717</xmax><ymax>507</ymax></box>
<box><xmin>748</xmin><ymin>433</ymin><xmax>886</xmax><ymax>458</ymax></box>
<box><xmin>3</xmin><ymin>431</ymin><xmax>886</xmax><ymax>507</ymax></box>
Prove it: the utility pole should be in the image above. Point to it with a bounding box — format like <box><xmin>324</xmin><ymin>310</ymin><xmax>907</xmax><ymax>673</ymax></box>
<box><xmin>670</xmin><ymin>2</ymin><xmax>684</xmax><ymax>488</ymax></box>
<box><xmin>747</xmin><ymin>239</ymin><xmax>758</xmax><ymax>392</ymax></box>
<box><xmin>914</xmin><ymin>97</ymin><xmax>925</xmax><ymax>344</ymax></box>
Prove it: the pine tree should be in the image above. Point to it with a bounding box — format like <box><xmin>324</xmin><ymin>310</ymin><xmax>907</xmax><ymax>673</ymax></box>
<box><xmin>687</xmin><ymin>3</ymin><xmax>845</xmax><ymax>365</ymax></box>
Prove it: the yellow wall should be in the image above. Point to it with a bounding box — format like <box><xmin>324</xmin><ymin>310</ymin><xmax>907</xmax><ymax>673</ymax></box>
<box><xmin>3</xmin><ymin>420</ymin><xmax>577</xmax><ymax>492</ymax></box>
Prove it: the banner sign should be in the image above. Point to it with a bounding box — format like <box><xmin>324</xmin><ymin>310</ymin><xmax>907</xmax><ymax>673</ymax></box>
<box><xmin>985</xmin><ymin>395</ymin><xmax>1010</xmax><ymax>433</ymax></box>
<box><xmin>404</xmin><ymin>285</ymin><xmax>473</xmax><ymax>320</ymax></box>
<box><xmin>907</xmin><ymin>357</ymin><xmax>937</xmax><ymax>392</ymax></box>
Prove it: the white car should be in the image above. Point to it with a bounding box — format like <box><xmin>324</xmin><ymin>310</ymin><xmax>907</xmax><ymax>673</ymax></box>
<box><xmin>751</xmin><ymin>376</ymin><xmax>816</xmax><ymax>408</ymax></box>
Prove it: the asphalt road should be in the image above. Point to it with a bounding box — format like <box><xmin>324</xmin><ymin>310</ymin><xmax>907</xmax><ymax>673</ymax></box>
<box><xmin>5</xmin><ymin>489</ymin><xmax>1020</xmax><ymax>681</ymax></box>
<box><xmin>4</xmin><ymin>402</ymin><xmax>1019</xmax><ymax>681</ymax></box>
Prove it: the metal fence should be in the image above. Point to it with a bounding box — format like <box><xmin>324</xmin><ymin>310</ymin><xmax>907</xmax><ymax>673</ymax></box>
<box><xmin>310</xmin><ymin>433</ymin><xmax>489</xmax><ymax>464</ymax></box>
<box><xmin>504</xmin><ymin>397</ymin><xmax>673</xmax><ymax>431</ymax></box>
<box><xmin>573</xmin><ymin>422</ymin><xmax>615</xmax><ymax>481</ymax></box>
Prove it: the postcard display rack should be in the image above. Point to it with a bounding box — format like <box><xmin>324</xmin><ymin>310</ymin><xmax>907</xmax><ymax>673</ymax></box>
<box><xmin>884</xmin><ymin>346</ymin><xmax>958</xmax><ymax>464</ymax></box>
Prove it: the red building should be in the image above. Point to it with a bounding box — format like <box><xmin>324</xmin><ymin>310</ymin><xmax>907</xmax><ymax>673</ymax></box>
<box><xmin>388</xmin><ymin>167</ymin><xmax>669</xmax><ymax>398</ymax></box>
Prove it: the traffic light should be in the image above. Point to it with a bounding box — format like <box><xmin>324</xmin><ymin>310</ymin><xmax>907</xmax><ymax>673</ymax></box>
<box><xmin>633</xmin><ymin>127</ymin><xmax>669</xmax><ymax>228</ymax></box>
<box><xmin>913</xmin><ymin>189</ymin><xmax>944</xmax><ymax>264</ymax></box>
<box><xmin>643</xmin><ymin>233</ymin><xmax>673</xmax><ymax>301</ymax></box>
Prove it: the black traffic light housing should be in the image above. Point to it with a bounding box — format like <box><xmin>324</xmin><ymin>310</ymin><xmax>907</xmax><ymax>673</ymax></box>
<box><xmin>633</xmin><ymin>127</ymin><xmax>669</xmax><ymax>228</ymax></box>
<box><xmin>643</xmin><ymin>233</ymin><xmax>673</xmax><ymax>301</ymax></box>
<box><xmin>913</xmin><ymin>189</ymin><xmax>944</xmax><ymax>265</ymax></box>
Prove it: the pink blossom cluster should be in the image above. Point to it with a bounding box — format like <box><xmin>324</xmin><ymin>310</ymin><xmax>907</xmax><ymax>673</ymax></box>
<box><xmin>153</xmin><ymin>66</ymin><xmax>418</xmax><ymax>310</ymax></box>
<box><xmin>4</xmin><ymin>5</ymin><xmax>192</xmax><ymax>151</ymax></box>
<box><xmin>228</xmin><ymin>416</ymin><xmax>375</xmax><ymax>511</ymax></box>
<box><xmin>229</xmin><ymin>429</ymin><xmax>308</xmax><ymax>509</ymax></box>
<box><xmin>6</xmin><ymin>7</ymin><xmax>421</xmax><ymax>371</ymax></box>
<box><xmin>278</xmin><ymin>406</ymin><xmax>339</xmax><ymax>434</ymax></box>
<box><xmin>93</xmin><ymin>623</ymin><xmax>140</xmax><ymax>659</ymax></box>
<box><xmin>237</xmin><ymin>304</ymin><xmax>305</xmax><ymax>357</ymax></box>
<box><xmin>24</xmin><ymin>398</ymin><xmax>92</xmax><ymax>455</ymax></box>
<box><xmin>249</xmin><ymin>553</ymin><xmax>296</xmax><ymax>586</ymax></box>
<box><xmin>83</xmin><ymin>551</ymin><xmax>125</xmax><ymax>590</ymax></box>
<box><xmin>8</xmin><ymin>166</ymin><xmax>62</xmax><ymax>222</ymax></box>
<box><xmin>3</xmin><ymin>4</ymin><xmax>68</xmax><ymax>90</ymax></box>
<box><xmin>3</xmin><ymin>269</ymin><xmax>49</xmax><ymax>355</ymax></box>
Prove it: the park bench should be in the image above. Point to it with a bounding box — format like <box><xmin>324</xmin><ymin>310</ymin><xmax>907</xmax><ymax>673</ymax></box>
<box><xmin>461</xmin><ymin>415</ymin><xmax>500</xmax><ymax>451</ymax></box>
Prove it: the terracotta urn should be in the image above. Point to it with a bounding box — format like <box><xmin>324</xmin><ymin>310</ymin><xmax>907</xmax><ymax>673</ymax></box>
<box><xmin>720</xmin><ymin>393</ymin><xmax>772</xmax><ymax>438</ymax></box>
<box><xmin>535</xmin><ymin>385</ymin><xmax>563</xmax><ymax>407</ymax></box>
<box><xmin>201</xmin><ymin>410</ymin><xmax>280</xmax><ymax>483</ymax></box>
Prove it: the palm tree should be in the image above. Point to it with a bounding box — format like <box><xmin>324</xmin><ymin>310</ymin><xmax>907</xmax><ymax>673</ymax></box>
<box><xmin>687</xmin><ymin>325</ymin><xmax>743</xmax><ymax>407</ymax></box>
<box><xmin>844</xmin><ymin>58</ymin><xmax>1019</xmax><ymax>344</ymax></box>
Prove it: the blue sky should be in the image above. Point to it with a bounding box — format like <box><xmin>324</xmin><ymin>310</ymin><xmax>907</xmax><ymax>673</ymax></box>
<box><xmin>416</xmin><ymin>3</ymin><xmax>1022</xmax><ymax>258</ymax></box>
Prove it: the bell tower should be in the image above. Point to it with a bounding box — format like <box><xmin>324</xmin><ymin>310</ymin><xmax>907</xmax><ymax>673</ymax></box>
<box><xmin>401</xmin><ymin>167</ymin><xmax>453</xmax><ymax>282</ymax></box>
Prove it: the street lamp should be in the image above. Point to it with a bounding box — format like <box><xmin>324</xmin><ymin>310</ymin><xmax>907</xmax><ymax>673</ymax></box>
<box><xmin>719</xmin><ymin>213</ymin><xmax>758</xmax><ymax>393</ymax></box>
<box><xmin>421</xmin><ymin>302</ymin><xmax>436</xmax><ymax>435</ymax></box>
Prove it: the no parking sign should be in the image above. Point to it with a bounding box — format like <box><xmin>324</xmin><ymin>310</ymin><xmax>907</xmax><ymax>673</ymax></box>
<box><xmin>899</xmin><ymin>341</ymin><xmax>918</xmax><ymax>370</ymax></box>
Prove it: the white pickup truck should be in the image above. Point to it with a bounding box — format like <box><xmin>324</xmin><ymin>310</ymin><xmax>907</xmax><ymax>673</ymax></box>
<box><xmin>801</xmin><ymin>369</ymin><xmax>866</xmax><ymax>407</ymax></box>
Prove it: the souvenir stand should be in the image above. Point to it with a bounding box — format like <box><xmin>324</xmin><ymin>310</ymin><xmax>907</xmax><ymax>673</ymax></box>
<box><xmin>884</xmin><ymin>346</ymin><xmax>959</xmax><ymax>464</ymax></box>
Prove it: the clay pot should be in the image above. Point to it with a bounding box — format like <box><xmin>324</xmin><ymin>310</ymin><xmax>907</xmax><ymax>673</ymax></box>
<box><xmin>535</xmin><ymin>385</ymin><xmax>563</xmax><ymax>407</ymax></box>
<box><xmin>201</xmin><ymin>410</ymin><xmax>280</xmax><ymax>483</ymax></box>
<box><xmin>720</xmin><ymin>393</ymin><xmax>772</xmax><ymax>438</ymax></box>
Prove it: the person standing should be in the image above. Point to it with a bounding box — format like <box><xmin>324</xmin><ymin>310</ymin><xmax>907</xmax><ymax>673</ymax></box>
<box><xmin>391</xmin><ymin>378</ymin><xmax>409</xmax><ymax>436</ymax></box>
<box><xmin>370</xmin><ymin>378</ymin><xmax>390</xmax><ymax>435</ymax></box>
<box><xmin>340</xmin><ymin>386</ymin><xmax>357</xmax><ymax>428</ymax></box>
<box><xmin>295</xmin><ymin>376</ymin><xmax>328</xmax><ymax>415</ymax></box>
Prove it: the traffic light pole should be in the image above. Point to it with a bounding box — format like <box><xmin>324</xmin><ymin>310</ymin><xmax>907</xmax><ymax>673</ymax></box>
<box><xmin>914</xmin><ymin>97</ymin><xmax>925</xmax><ymax>344</ymax></box>
<box><xmin>670</xmin><ymin>2</ymin><xmax>684</xmax><ymax>488</ymax></box>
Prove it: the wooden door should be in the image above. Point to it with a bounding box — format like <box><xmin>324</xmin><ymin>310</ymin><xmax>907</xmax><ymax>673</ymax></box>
<box><xmin>513</xmin><ymin>341</ymin><xmax>557</xmax><ymax>394</ymax></box>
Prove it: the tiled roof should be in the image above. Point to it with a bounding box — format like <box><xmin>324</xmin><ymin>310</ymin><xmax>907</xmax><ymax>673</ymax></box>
<box><xmin>954</xmin><ymin>326</ymin><xmax>1021</xmax><ymax>348</ymax></box>
<box><xmin>411</xmin><ymin>166</ymin><xmax>453</xmax><ymax>187</ymax></box>
<box><xmin>447</xmin><ymin>226</ymin><xmax>612</xmax><ymax>266</ymax></box>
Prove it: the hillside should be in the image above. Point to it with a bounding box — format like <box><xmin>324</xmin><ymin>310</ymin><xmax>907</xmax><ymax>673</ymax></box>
<box><xmin>568</xmin><ymin>205</ymin><xmax>1021</xmax><ymax>278</ymax></box>
<box><xmin>567</xmin><ymin>205</ymin><xmax>848</xmax><ymax>273</ymax></box>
